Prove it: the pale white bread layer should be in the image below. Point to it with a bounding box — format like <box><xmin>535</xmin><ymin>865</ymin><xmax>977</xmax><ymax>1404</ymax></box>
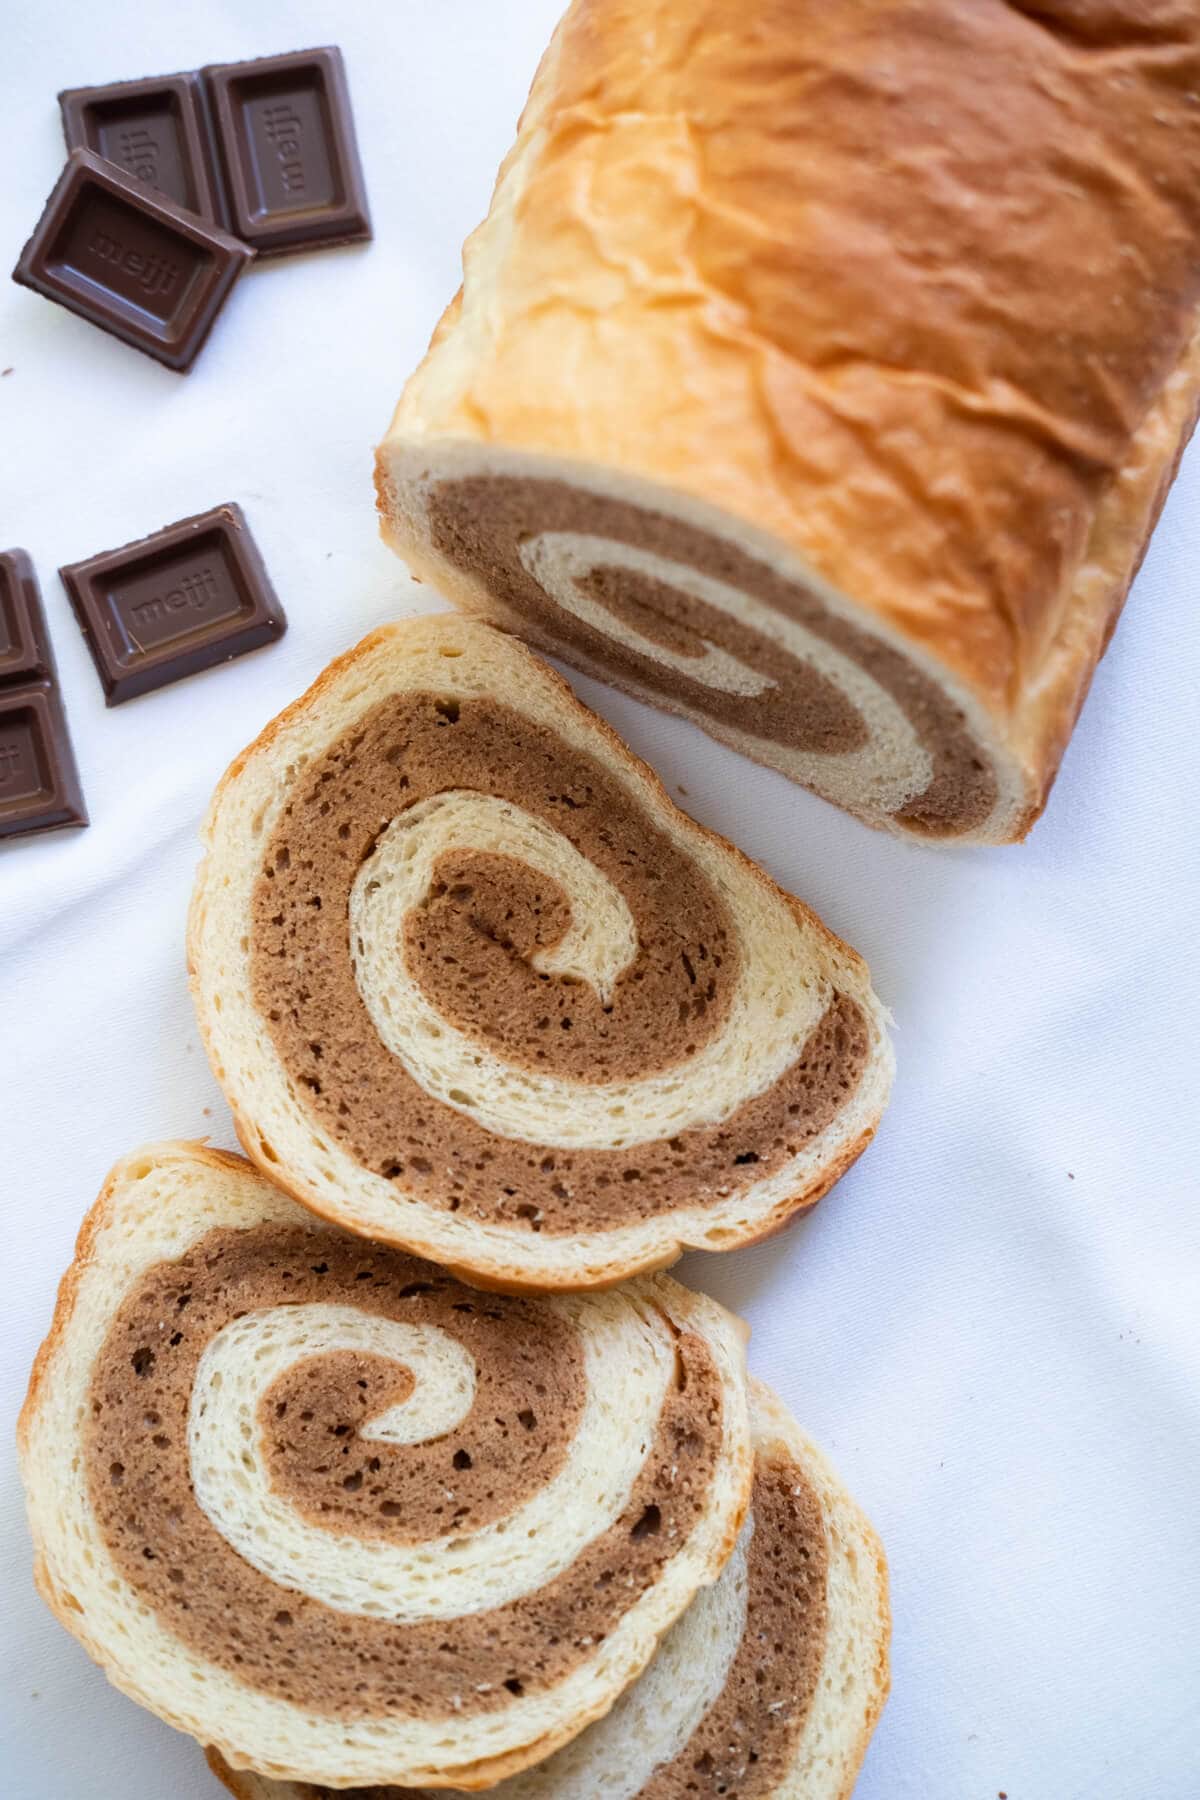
<box><xmin>18</xmin><ymin>1142</ymin><xmax>753</xmax><ymax>1789</ymax></box>
<box><xmin>205</xmin><ymin>1379</ymin><xmax>890</xmax><ymax>1800</ymax></box>
<box><xmin>376</xmin><ymin>0</ymin><xmax>1200</xmax><ymax>844</ymax></box>
<box><xmin>188</xmin><ymin>615</ymin><xmax>893</xmax><ymax>1290</ymax></box>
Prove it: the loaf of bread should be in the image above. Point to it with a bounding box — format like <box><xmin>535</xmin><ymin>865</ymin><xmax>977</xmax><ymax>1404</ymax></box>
<box><xmin>18</xmin><ymin>1142</ymin><xmax>753</xmax><ymax>1789</ymax></box>
<box><xmin>189</xmin><ymin>615</ymin><xmax>892</xmax><ymax>1290</ymax></box>
<box><xmin>376</xmin><ymin>0</ymin><xmax>1200</xmax><ymax>843</ymax></box>
<box><xmin>205</xmin><ymin>1379</ymin><xmax>890</xmax><ymax>1800</ymax></box>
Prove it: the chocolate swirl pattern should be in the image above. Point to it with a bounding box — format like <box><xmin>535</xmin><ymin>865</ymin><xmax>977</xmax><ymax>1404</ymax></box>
<box><xmin>492</xmin><ymin>506</ymin><xmax>943</xmax><ymax>824</ymax></box>
<box><xmin>18</xmin><ymin>1145</ymin><xmax>753</xmax><ymax>1789</ymax></box>
<box><xmin>189</xmin><ymin>617</ymin><xmax>893</xmax><ymax>1288</ymax></box>
<box><xmin>399</xmin><ymin>466</ymin><xmax>1010</xmax><ymax>839</ymax></box>
<box><xmin>205</xmin><ymin>1382</ymin><xmax>891</xmax><ymax>1800</ymax></box>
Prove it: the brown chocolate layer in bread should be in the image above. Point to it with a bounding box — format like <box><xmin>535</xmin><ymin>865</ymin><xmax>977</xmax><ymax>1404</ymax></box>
<box><xmin>424</xmin><ymin>476</ymin><xmax>997</xmax><ymax>833</ymax></box>
<box><xmin>403</xmin><ymin>845</ymin><xmax>725</xmax><ymax>1085</ymax></box>
<box><xmin>86</xmin><ymin>1226</ymin><xmax>724</xmax><ymax>1718</ymax></box>
<box><xmin>249</xmin><ymin>694</ymin><xmax>870</xmax><ymax>1233</ymax></box>
<box><xmin>637</xmin><ymin>1454</ymin><xmax>829</xmax><ymax>1799</ymax></box>
<box><xmin>286</xmin><ymin>1452</ymin><xmax>829</xmax><ymax>1799</ymax></box>
<box><xmin>258</xmin><ymin>1305</ymin><xmax>578</xmax><ymax>1543</ymax></box>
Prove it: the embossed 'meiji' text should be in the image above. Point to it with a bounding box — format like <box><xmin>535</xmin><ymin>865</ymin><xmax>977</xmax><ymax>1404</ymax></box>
<box><xmin>261</xmin><ymin>104</ymin><xmax>306</xmax><ymax>194</ymax></box>
<box><xmin>129</xmin><ymin>567</ymin><xmax>222</xmax><ymax>631</ymax></box>
<box><xmin>117</xmin><ymin>128</ymin><xmax>160</xmax><ymax>183</ymax></box>
<box><xmin>0</xmin><ymin>741</ymin><xmax>27</xmax><ymax>785</ymax></box>
<box><xmin>88</xmin><ymin>231</ymin><xmax>179</xmax><ymax>297</ymax></box>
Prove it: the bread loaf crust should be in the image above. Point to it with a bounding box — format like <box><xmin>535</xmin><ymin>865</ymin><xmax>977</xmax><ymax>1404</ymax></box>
<box><xmin>377</xmin><ymin>0</ymin><xmax>1200</xmax><ymax>840</ymax></box>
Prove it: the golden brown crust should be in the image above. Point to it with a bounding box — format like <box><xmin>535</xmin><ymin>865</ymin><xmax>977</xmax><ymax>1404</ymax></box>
<box><xmin>380</xmin><ymin>0</ymin><xmax>1200</xmax><ymax>842</ymax></box>
<box><xmin>1008</xmin><ymin>312</ymin><xmax>1200</xmax><ymax>832</ymax></box>
<box><xmin>205</xmin><ymin>1752</ymin><xmax>255</xmax><ymax>1800</ymax></box>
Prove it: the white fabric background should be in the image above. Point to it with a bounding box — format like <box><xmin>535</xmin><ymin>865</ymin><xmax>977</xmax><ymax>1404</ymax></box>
<box><xmin>2</xmin><ymin>4</ymin><xmax>1198</xmax><ymax>1797</ymax></box>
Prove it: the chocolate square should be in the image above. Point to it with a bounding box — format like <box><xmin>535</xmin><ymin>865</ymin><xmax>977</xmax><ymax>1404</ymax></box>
<box><xmin>0</xmin><ymin>688</ymin><xmax>87</xmax><ymax>839</ymax></box>
<box><xmin>12</xmin><ymin>148</ymin><xmax>252</xmax><ymax>372</ymax></box>
<box><xmin>0</xmin><ymin>551</ymin><xmax>87</xmax><ymax>842</ymax></box>
<box><xmin>59</xmin><ymin>71</ymin><xmax>229</xmax><ymax>229</ymax></box>
<box><xmin>203</xmin><ymin>47</ymin><xmax>371</xmax><ymax>255</ymax></box>
<box><xmin>0</xmin><ymin>549</ymin><xmax>50</xmax><ymax>685</ymax></box>
<box><xmin>59</xmin><ymin>504</ymin><xmax>287</xmax><ymax>704</ymax></box>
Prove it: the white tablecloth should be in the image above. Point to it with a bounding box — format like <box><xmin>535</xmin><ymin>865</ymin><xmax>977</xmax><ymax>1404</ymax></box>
<box><xmin>2</xmin><ymin>4</ymin><xmax>1198</xmax><ymax>1797</ymax></box>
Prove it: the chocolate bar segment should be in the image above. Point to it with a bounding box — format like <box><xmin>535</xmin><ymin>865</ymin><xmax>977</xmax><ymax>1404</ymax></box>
<box><xmin>11</xmin><ymin>149</ymin><xmax>252</xmax><ymax>372</ymax></box>
<box><xmin>0</xmin><ymin>549</ymin><xmax>50</xmax><ymax>685</ymax></box>
<box><xmin>203</xmin><ymin>47</ymin><xmax>370</xmax><ymax>254</ymax></box>
<box><xmin>59</xmin><ymin>505</ymin><xmax>286</xmax><ymax>705</ymax></box>
<box><xmin>0</xmin><ymin>551</ymin><xmax>87</xmax><ymax>842</ymax></box>
<box><xmin>59</xmin><ymin>72</ymin><xmax>228</xmax><ymax>229</ymax></box>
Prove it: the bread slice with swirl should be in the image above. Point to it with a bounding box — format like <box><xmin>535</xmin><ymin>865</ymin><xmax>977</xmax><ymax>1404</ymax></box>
<box><xmin>188</xmin><ymin>615</ymin><xmax>893</xmax><ymax>1290</ymax></box>
<box><xmin>18</xmin><ymin>1141</ymin><xmax>754</xmax><ymax>1790</ymax></box>
<box><xmin>205</xmin><ymin>1379</ymin><xmax>891</xmax><ymax>1800</ymax></box>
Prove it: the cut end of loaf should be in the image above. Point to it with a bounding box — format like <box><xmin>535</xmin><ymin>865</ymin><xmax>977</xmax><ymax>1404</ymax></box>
<box><xmin>376</xmin><ymin>440</ymin><xmax>1034</xmax><ymax>845</ymax></box>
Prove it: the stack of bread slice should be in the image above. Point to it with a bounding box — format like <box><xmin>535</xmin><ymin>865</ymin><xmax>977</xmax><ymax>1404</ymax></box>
<box><xmin>20</xmin><ymin>622</ymin><xmax>892</xmax><ymax>1796</ymax></box>
<box><xmin>22</xmin><ymin>1141</ymin><xmax>889</xmax><ymax>1799</ymax></box>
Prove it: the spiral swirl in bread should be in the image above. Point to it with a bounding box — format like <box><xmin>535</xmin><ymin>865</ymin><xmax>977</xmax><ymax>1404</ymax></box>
<box><xmin>385</xmin><ymin>462</ymin><xmax>1013</xmax><ymax>839</ymax></box>
<box><xmin>188</xmin><ymin>616</ymin><xmax>893</xmax><ymax>1288</ymax></box>
<box><xmin>19</xmin><ymin>1144</ymin><xmax>752</xmax><ymax>1789</ymax></box>
<box><xmin>205</xmin><ymin>1382</ymin><xmax>890</xmax><ymax>1800</ymax></box>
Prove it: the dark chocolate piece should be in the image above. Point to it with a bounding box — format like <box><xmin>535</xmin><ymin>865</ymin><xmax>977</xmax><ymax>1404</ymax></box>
<box><xmin>59</xmin><ymin>505</ymin><xmax>286</xmax><ymax>705</ymax></box>
<box><xmin>11</xmin><ymin>149</ymin><xmax>252</xmax><ymax>372</ymax></box>
<box><xmin>0</xmin><ymin>549</ymin><xmax>51</xmax><ymax>686</ymax></box>
<box><xmin>0</xmin><ymin>550</ymin><xmax>87</xmax><ymax>842</ymax></box>
<box><xmin>59</xmin><ymin>72</ymin><xmax>229</xmax><ymax>230</ymax></box>
<box><xmin>202</xmin><ymin>47</ymin><xmax>371</xmax><ymax>255</ymax></box>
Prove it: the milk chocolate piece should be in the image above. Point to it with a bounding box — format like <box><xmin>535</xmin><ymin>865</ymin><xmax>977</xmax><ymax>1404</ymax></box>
<box><xmin>59</xmin><ymin>505</ymin><xmax>286</xmax><ymax>705</ymax></box>
<box><xmin>0</xmin><ymin>551</ymin><xmax>87</xmax><ymax>842</ymax></box>
<box><xmin>11</xmin><ymin>149</ymin><xmax>252</xmax><ymax>372</ymax></box>
<box><xmin>59</xmin><ymin>72</ymin><xmax>229</xmax><ymax>229</ymax></box>
<box><xmin>0</xmin><ymin>550</ymin><xmax>51</xmax><ymax>687</ymax></box>
<box><xmin>203</xmin><ymin>47</ymin><xmax>371</xmax><ymax>255</ymax></box>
